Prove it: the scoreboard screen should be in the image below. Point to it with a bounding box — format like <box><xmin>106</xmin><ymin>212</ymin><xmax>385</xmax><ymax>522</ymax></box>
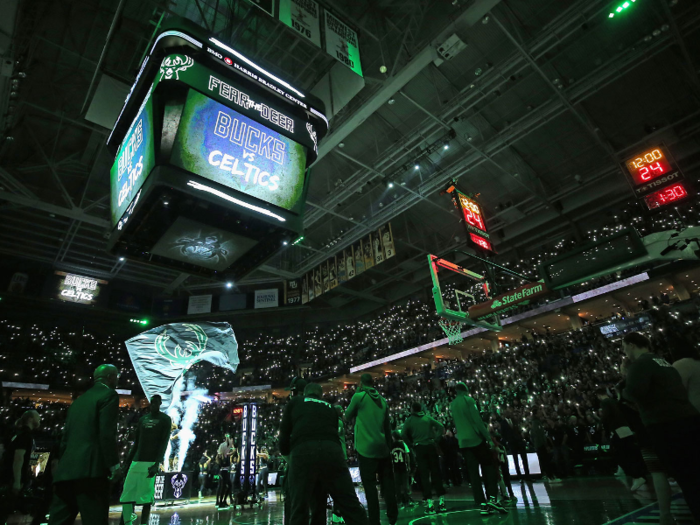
<box><xmin>643</xmin><ymin>182</ymin><xmax>690</xmax><ymax>210</ymax></box>
<box><xmin>623</xmin><ymin>145</ymin><xmax>690</xmax><ymax>210</ymax></box>
<box><xmin>170</xmin><ymin>89</ymin><xmax>308</xmax><ymax>213</ymax></box>
<box><xmin>110</xmin><ymin>93</ymin><xmax>156</xmax><ymax>226</ymax></box>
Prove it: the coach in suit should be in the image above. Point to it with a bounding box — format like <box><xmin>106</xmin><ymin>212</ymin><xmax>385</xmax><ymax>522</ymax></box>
<box><xmin>48</xmin><ymin>364</ymin><xmax>122</xmax><ymax>525</ymax></box>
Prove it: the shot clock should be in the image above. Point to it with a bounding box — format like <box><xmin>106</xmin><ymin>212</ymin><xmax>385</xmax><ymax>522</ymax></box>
<box><xmin>452</xmin><ymin>190</ymin><xmax>495</xmax><ymax>252</ymax></box>
<box><xmin>623</xmin><ymin>145</ymin><xmax>691</xmax><ymax>211</ymax></box>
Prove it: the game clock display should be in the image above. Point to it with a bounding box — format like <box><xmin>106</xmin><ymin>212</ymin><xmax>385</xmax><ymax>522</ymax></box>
<box><xmin>455</xmin><ymin>192</ymin><xmax>494</xmax><ymax>252</ymax></box>
<box><xmin>625</xmin><ymin>147</ymin><xmax>674</xmax><ymax>186</ymax></box>
<box><xmin>643</xmin><ymin>182</ymin><xmax>690</xmax><ymax>210</ymax></box>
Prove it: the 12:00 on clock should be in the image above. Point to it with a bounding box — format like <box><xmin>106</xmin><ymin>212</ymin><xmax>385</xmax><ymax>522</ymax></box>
<box><xmin>625</xmin><ymin>147</ymin><xmax>674</xmax><ymax>186</ymax></box>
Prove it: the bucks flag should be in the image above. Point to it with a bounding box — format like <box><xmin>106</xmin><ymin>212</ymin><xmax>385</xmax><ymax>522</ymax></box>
<box><xmin>125</xmin><ymin>322</ymin><xmax>239</xmax><ymax>407</ymax></box>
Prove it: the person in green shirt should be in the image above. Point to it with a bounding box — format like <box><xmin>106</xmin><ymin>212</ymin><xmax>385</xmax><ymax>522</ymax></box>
<box><xmin>400</xmin><ymin>402</ymin><xmax>446</xmax><ymax>514</ymax></box>
<box><xmin>449</xmin><ymin>383</ymin><xmax>506</xmax><ymax>516</ymax></box>
<box><xmin>345</xmin><ymin>374</ymin><xmax>397</xmax><ymax>525</ymax></box>
<box><xmin>622</xmin><ymin>332</ymin><xmax>700</xmax><ymax>521</ymax></box>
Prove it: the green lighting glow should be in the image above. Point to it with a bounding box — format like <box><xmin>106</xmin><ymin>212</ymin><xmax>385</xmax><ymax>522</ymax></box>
<box><xmin>609</xmin><ymin>0</ymin><xmax>637</xmax><ymax>18</ymax></box>
<box><xmin>130</xmin><ymin>318</ymin><xmax>149</xmax><ymax>326</ymax></box>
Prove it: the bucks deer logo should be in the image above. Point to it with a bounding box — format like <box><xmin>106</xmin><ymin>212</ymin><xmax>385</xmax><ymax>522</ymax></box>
<box><xmin>306</xmin><ymin>122</ymin><xmax>318</xmax><ymax>153</ymax></box>
<box><xmin>171</xmin><ymin>472</ymin><xmax>188</xmax><ymax>499</ymax></box>
<box><xmin>159</xmin><ymin>55</ymin><xmax>194</xmax><ymax>81</ymax></box>
<box><xmin>155</xmin><ymin>324</ymin><xmax>208</xmax><ymax>367</ymax></box>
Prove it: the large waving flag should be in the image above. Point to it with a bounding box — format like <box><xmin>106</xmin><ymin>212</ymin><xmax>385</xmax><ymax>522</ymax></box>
<box><xmin>125</xmin><ymin>322</ymin><xmax>239</xmax><ymax>407</ymax></box>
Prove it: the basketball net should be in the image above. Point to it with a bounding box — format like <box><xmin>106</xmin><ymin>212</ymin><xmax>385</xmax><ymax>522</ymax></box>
<box><xmin>438</xmin><ymin>317</ymin><xmax>465</xmax><ymax>345</ymax></box>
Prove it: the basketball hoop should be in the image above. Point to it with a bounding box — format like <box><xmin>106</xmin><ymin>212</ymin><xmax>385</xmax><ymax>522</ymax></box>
<box><xmin>438</xmin><ymin>317</ymin><xmax>465</xmax><ymax>345</ymax></box>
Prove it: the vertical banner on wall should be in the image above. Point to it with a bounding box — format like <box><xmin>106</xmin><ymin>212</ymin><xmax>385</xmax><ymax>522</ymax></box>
<box><xmin>345</xmin><ymin>247</ymin><xmax>356</xmax><ymax>280</ymax></box>
<box><xmin>313</xmin><ymin>267</ymin><xmax>322</xmax><ymax>297</ymax></box>
<box><xmin>301</xmin><ymin>275</ymin><xmax>309</xmax><ymax>304</ymax></box>
<box><xmin>353</xmin><ymin>242</ymin><xmax>364</xmax><ymax>276</ymax></box>
<box><xmin>322</xmin><ymin>261</ymin><xmax>330</xmax><ymax>293</ymax></box>
<box><xmin>285</xmin><ymin>279</ymin><xmax>301</xmax><ymax>305</ymax></box>
<box><xmin>363</xmin><ymin>235</ymin><xmax>375</xmax><ymax>270</ymax></box>
<box><xmin>323</xmin><ymin>11</ymin><xmax>363</xmax><ymax>77</ymax></box>
<box><xmin>279</xmin><ymin>0</ymin><xmax>322</xmax><ymax>48</ymax></box>
<box><xmin>329</xmin><ymin>257</ymin><xmax>338</xmax><ymax>289</ymax></box>
<box><xmin>337</xmin><ymin>251</ymin><xmax>347</xmax><ymax>283</ymax></box>
<box><xmin>381</xmin><ymin>223</ymin><xmax>396</xmax><ymax>260</ymax></box>
<box><xmin>307</xmin><ymin>273</ymin><xmax>315</xmax><ymax>301</ymax></box>
<box><xmin>372</xmin><ymin>232</ymin><xmax>385</xmax><ymax>265</ymax></box>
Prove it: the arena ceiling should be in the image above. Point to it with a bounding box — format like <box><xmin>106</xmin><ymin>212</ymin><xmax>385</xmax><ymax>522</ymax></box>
<box><xmin>1</xmin><ymin>0</ymin><xmax>700</xmax><ymax>317</ymax></box>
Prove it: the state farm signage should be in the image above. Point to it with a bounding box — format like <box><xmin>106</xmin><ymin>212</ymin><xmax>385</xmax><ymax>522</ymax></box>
<box><xmin>468</xmin><ymin>281</ymin><xmax>549</xmax><ymax>320</ymax></box>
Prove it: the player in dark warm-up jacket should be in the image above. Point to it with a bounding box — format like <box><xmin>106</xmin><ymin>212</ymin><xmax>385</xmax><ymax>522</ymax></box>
<box><xmin>280</xmin><ymin>382</ymin><xmax>369</xmax><ymax>525</ymax></box>
<box><xmin>400</xmin><ymin>402</ymin><xmax>446</xmax><ymax>514</ymax></box>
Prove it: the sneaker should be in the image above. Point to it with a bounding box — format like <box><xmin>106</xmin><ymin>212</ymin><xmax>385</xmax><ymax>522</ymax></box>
<box><xmin>630</xmin><ymin>478</ymin><xmax>647</xmax><ymax>492</ymax></box>
<box><xmin>507</xmin><ymin>496</ymin><xmax>518</xmax><ymax>506</ymax></box>
<box><xmin>331</xmin><ymin>514</ymin><xmax>345</xmax><ymax>523</ymax></box>
<box><xmin>125</xmin><ymin>513</ymin><xmax>138</xmax><ymax>525</ymax></box>
<box><xmin>425</xmin><ymin>500</ymin><xmax>436</xmax><ymax>515</ymax></box>
<box><xmin>487</xmin><ymin>496</ymin><xmax>508</xmax><ymax>514</ymax></box>
<box><xmin>438</xmin><ymin>496</ymin><xmax>447</xmax><ymax>513</ymax></box>
<box><xmin>480</xmin><ymin>503</ymin><xmax>490</xmax><ymax>516</ymax></box>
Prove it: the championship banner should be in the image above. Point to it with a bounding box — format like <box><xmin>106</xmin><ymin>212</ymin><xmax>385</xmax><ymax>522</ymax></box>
<box><xmin>353</xmin><ymin>241</ymin><xmax>364</xmax><ymax>275</ymax></box>
<box><xmin>345</xmin><ymin>247</ymin><xmax>356</xmax><ymax>280</ymax></box>
<box><xmin>322</xmin><ymin>261</ymin><xmax>330</xmax><ymax>293</ymax></box>
<box><xmin>285</xmin><ymin>278</ymin><xmax>301</xmax><ymax>305</ymax></box>
<box><xmin>380</xmin><ymin>223</ymin><xmax>396</xmax><ymax>260</ymax></box>
<box><xmin>125</xmin><ymin>322</ymin><xmax>239</xmax><ymax>408</ymax></box>
<box><xmin>301</xmin><ymin>275</ymin><xmax>309</xmax><ymax>304</ymax></box>
<box><xmin>372</xmin><ymin>231</ymin><xmax>385</xmax><ymax>265</ymax></box>
<box><xmin>338</xmin><ymin>251</ymin><xmax>347</xmax><ymax>283</ymax></box>
<box><xmin>362</xmin><ymin>235</ymin><xmax>374</xmax><ymax>270</ymax></box>
<box><xmin>313</xmin><ymin>266</ymin><xmax>323</xmax><ymax>297</ymax></box>
<box><xmin>468</xmin><ymin>282</ymin><xmax>550</xmax><ymax>320</ymax></box>
<box><xmin>329</xmin><ymin>257</ymin><xmax>339</xmax><ymax>289</ymax></box>
<box><xmin>279</xmin><ymin>0</ymin><xmax>321</xmax><ymax>48</ymax></box>
<box><xmin>323</xmin><ymin>11</ymin><xmax>362</xmax><ymax>76</ymax></box>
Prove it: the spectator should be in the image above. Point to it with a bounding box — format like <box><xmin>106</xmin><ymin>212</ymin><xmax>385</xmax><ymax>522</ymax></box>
<box><xmin>0</xmin><ymin>409</ymin><xmax>41</xmax><ymax>523</ymax></box>
<box><xmin>622</xmin><ymin>332</ymin><xmax>700</xmax><ymax>521</ymax></box>
<box><xmin>670</xmin><ymin>337</ymin><xmax>700</xmax><ymax>412</ymax></box>
<box><xmin>530</xmin><ymin>411</ymin><xmax>559</xmax><ymax>483</ymax></box>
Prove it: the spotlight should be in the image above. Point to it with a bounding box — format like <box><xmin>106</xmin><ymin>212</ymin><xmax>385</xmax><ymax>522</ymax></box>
<box><xmin>119</xmin><ymin>257</ymin><xmax>125</xmax><ymax>261</ymax></box>
<box><xmin>388</xmin><ymin>98</ymin><xmax>396</xmax><ymax>105</ymax></box>
<box><xmin>226</xmin><ymin>282</ymin><xmax>233</xmax><ymax>288</ymax></box>
<box><xmin>414</xmin><ymin>164</ymin><xmax>419</xmax><ymax>170</ymax></box>
<box><xmin>379</xmin><ymin>65</ymin><xmax>387</xmax><ymax>73</ymax></box>
<box><xmin>444</xmin><ymin>144</ymin><xmax>449</xmax><ymax>150</ymax></box>
<box><xmin>283</xmin><ymin>240</ymin><xmax>288</xmax><ymax>245</ymax></box>
<box><xmin>388</xmin><ymin>182</ymin><xmax>394</xmax><ymax>188</ymax></box>
<box><xmin>163</xmin><ymin>201</ymin><xmax>169</xmax><ymax>205</ymax></box>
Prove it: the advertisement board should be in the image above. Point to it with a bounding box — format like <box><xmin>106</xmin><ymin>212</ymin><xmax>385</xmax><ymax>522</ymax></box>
<box><xmin>255</xmin><ymin>288</ymin><xmax>279</xmax><ymax>308</ymax></box>
<box><xmin>467</xmin><ymin>282</ymin><xmax>549</xmax><ymax>320</ymax></box>
<box><xmin>170</xmin><ymin>89</ymin><xmax>308</xmax><ymax>212</ymax></box>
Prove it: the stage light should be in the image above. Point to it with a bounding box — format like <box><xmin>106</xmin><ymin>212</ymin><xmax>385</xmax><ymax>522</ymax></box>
<box><xmin>283</xmin><ymin>240</ymin><xmax>288</xmax><ymax>245</ymax></box>
<box><xmin>226</xmin><ymin>282</ymin><xmax>233</xmax><ymax>288</ymax></box>
<box><xmin>414</xmin><ymin>164</ymin><xmax>419</xmax><ymax>170</ymax></box>
<box><xmin>119</xmin><ymin>257</ymin><xmax>125</xmax><ymax>261</ymax></box>
<box><xmin>444</xmin><ymin>144</ymin><xmax>449</xmax><ymax>150</ymax></box>
<box><xmin>388</xmin><ymin>182</ymin><xmax>394</xmax><ymax>188</ymax></box>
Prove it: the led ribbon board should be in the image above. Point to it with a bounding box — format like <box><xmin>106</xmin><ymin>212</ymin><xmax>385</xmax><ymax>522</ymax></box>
<box><xmin>170</xmin><ymin>89</ymin><xmax>307</xmax><ymax>212</ymax></box>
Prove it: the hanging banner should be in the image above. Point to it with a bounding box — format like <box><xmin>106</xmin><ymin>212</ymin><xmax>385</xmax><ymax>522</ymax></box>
<box><xmin>279</xmin><ymin>0</ymin><xmax>322</xmax><ymax>48</ymax></box>
<box><xmin>372</xmin><ymin>232</ymin><xmax>385</xmax><ymax>266</ymax></box>
<box><xmin>301</xmin><ymin>275</ymin><xmax>309</xmax><ymax>304</ymax></box>
<box><xmin>329</xmin><ymin>257</ymin><xmax>339</xmax><ymax>289</ymax></box>
<box><xmin>363</xmin><ymin>235</ymin><xmax>375</xmax><ymax>270</ymax></box>
<box><xmin>380</xmin><ymin>223</ymin><xmax>396</xmax><ymax>260</ymax></box>
<box><xmin>313</xmin><ymin>267</ymin><xmax>323</xmax><ymax>297</ymax></box>
<box><xmin>285</xmin><ymin>279</ymin><xmax>301</xmax><ymax>305</ymax></box>
<box><xmin>187</xmin><ymin>294</ymin><xmax>212</xmax><ymax>315</ymax></box>
<box><xmin>353</xmin><ymin>242</ymin><xmax>364</xmax><ymax>276</ymax></box>
<box><xmin>338</xmin><ymin>251</ymin><xmax>347</xmax><ymax>283</ymax></box>
<box><xmin>322</xmin><ymin>261</ymin><xmax>330</xmax><ymax>293</ymax></box>
<box><xmin>345</xmin><ymin>247</ymin><xmax>356</xmax><ymax>280</ymax></box>
<box><xmin>323</xmin><ymin>11</ymin><xmax>362</xmax><ymax>77</ymax></box>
